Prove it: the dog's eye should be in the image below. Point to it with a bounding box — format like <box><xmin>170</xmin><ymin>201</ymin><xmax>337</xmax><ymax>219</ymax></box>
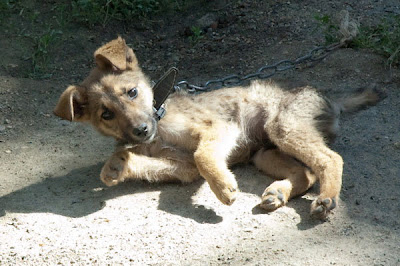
<box><xmin>101</xmin><ymin>109</ymin><xmax>115</xmax><ymax>120</ymax></box>
<box><xmin>127</xmin><ymin>87</ymin><xmax>138</xmax><ymax>99</ymax></box>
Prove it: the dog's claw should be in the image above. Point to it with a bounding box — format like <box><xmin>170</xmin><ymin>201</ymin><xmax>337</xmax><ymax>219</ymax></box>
<box><xmin>222</xmin><ymin>186</ymin><xmax>238</xmax><ymax>205</ymax></box>
<box><xmin>208</xmin><ymin>180</ymin><xmax>239</xmax><ymax>206</ymax></box>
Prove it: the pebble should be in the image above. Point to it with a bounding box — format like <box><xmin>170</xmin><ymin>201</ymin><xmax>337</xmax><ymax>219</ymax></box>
<box><xmin>196</xmin><ymin>13</ymin><xmax>218</xmax><ymax>29</ymax></box>
<box><xmin>5</xmin><ymin>150</ymin><xmax>12</xmax><ymax>154</ymax></box>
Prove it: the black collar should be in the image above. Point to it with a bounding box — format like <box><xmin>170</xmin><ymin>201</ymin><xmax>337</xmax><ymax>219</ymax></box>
<box><xmin>152</xmin><ymin>67</ymin><xmax>178</xmax><ymax>120</ymax></box>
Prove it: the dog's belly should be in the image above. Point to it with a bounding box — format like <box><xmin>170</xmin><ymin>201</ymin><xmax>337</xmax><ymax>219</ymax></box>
<box><xmin>227</xmin><ymin>132</ymin><xmax>276</xmax><ymax>166</ymax></box>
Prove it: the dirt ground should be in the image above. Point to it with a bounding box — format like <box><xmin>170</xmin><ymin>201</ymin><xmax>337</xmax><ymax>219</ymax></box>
<box><xmin>1</xmin><ymin>0</ymin><xmax>399</xmax><ymax>265</ymax></box>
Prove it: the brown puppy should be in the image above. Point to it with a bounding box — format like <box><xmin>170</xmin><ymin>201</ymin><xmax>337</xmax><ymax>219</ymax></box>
<box><xmin>54</xmin><ymin>37</ymin><xmax>381</xmax><ymax>219</ymax></box>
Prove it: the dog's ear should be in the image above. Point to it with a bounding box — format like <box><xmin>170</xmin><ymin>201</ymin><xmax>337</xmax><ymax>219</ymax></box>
<box><xmin>94</xmin><ymin>36</ymin><xmax>138</xmax><ymax>72</ymax></box>
<box><xmin>53</xmin><ymin>85</ymin><xmax>90</xmax><ymax>122</ymax></box>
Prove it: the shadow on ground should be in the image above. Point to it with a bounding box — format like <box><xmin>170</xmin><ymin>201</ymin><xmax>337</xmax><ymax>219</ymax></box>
<box><xmin>0</xmin><ymin>162</ymin><xmax>327</xmax><ymax>227</ymax></box>
<box><xmin>0</xmin><ymin>163</ymin><xmax>217</xmax><ymax>223</ymax></box>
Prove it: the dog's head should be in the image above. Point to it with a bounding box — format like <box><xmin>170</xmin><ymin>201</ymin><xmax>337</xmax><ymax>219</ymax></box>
<box><xmin>54</xmin><ymin>37</ymin><xmax>157</xmax><ymax>144</ymax></box>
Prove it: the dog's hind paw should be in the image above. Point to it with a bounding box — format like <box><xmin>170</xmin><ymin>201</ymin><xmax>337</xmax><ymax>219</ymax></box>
<box><xmin>310</xmin><ymin>197</ymin><xmax>337</xmax><ymax>220</ymax></box>
<box><xmin>259</xmin><ymin>188</ymin><xmax>287</xmax><ymax>212</ymax></box>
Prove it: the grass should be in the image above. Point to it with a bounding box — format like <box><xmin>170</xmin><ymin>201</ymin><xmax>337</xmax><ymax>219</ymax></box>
<box><xmin>352</xmin><ymin>15</ymin><xmax>400</xmax><ymax>67</ymax></box>
<box><xmin>0</xmin><ymin>0</ymin><xmax>18</xmax><ymax>11</ymax></box>
<box><xmin>29</xmin><ymin>29</ymin><xmax>63</xmax><ymax>79</ymax></box>
<box><xmin>0</xmin><ymin>0</ymin><xmax>20</xmax><ymax>25</ymax></box>
<box><xmin>314</xmin><ymin>14</ymin><xmax>340</xmax><ymax>44</ymax></box>
<box><xmin>70</xmin><ymin>0</ymin><xmax>187</xmax><ymax>27</ymax></box>
<box><xmin>188</xmin><ymin>26</ymin><xmax>204</xmax><ymax>45</ymax></box>
<box><xmin>315</xmin><ymin>14</ymin><xmax>400</xmax><ymax>67</ymax></box>
<box><xmin>3</xmin><ymin>1</ymin><xmax>398</xmax><ymax>80</ymax></box>
<box><xmin>0</xmin><ymin>0</ymin><xmax>187</xmax><ymax>79</ymax></box>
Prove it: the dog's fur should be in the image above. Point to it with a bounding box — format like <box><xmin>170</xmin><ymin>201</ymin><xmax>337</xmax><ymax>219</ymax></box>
<box><xmin>54</xmin><ymin>37</ymin><xmax>382</xmax><ymax>219</ymax></box>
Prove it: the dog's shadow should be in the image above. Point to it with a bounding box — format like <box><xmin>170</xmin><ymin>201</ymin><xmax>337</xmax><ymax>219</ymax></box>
<box><xmin>0</xmin><ymin>163</ymin><xmax>223</xmax><ymax>224</ymax></box>
<box><xmin>0</xmin><ymin>163</ymin><xmax>320</xmax><ymax>227</ymax></box>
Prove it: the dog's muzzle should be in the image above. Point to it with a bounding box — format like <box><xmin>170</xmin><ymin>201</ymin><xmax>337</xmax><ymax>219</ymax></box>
<box><xmin>132</xmin><ymin>123</ymin><xmax>148</xmax><ymax>138</ymax></box>
<box><xmin>125</xmin><ymin>117</ymin><xmax>157</xmax><ymax>144</ymax></box>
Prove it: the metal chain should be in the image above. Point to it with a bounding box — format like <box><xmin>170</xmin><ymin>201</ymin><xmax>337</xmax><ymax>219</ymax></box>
<box><xmin>175</xmin><ymin>41</ymin><xmax>345</xmax><ymax>93</ymax></box>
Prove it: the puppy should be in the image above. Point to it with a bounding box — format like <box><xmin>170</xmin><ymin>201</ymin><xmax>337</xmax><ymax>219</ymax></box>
<box><xmin>54</xmin><ymin>37</ymin><xmax>381</xmax><ymax>219</ymax></box>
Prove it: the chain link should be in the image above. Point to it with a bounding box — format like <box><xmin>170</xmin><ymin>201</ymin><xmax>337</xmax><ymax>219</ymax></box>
<box><xmin>175</xmin><ymin>41</ymin><xmax>346</xmax><ymax>93</ymax></box>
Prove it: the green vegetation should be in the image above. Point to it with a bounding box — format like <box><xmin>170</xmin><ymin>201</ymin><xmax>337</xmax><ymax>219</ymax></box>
<box><xmin>188</xmin><ymin>26</ymin><xmax>204</xmax><ymax>45</ymax></box>
<box><xmin>352</xmin><ymin>15</ymin><xmax>400</xmax><ymax>67</ymax></box>
<box><xmin>315</xmin><ymin>14</ymin><xmax>400</xmax><ymax>66</ymax></box>
<box><xmin>0</xmin><ymin>0</ymin><xmax>19</xmax><ymax>24</ymax></box>
<box><xmin>29</xmin><ymin>29</ymin><xmax>62</xmax><ymax>78</ymax></box>
<box><xmin>0</xmin><ymin>0</ymin><xmax>17</xmax><ymax>11</ymax></box>
<box><xmin>1</xmin><ymin>2</ymin><xmax>398</xmax><ymax>79</ymax></box>
<box><xmin>0</xmin><ymin>0</ymin><xmax>188</xmax><ymax>79</ymax></box>
<box><xmin>70</xmin><ymin>0</ymin><xmax>185</xmax><ymax>27</ymax></box>
<box><xmin>314</xmin><ymin>14</ymin><xmax>340</xmax><ymax>44</ymax></box>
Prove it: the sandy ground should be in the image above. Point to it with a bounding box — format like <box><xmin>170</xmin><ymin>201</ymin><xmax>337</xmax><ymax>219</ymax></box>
<box><xmin>1</xmin><ymin>0</ymin><xmax>399</xmax><ymax>265</ymax></box>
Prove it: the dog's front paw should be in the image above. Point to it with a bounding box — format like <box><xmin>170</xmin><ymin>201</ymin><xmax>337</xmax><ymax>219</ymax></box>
<box><xmin>310</xmin><ymin>196</ymin><xmax>337</xmax><ymax>220</ymax></box>
<box><xmin>100</xmin><ymin>155</ymin><xmax>127</xmax><ymax>186</ymax></box>
<box><xmin>208</xmin><ymin>177</ymin><xmax>239</xmax><ymax>206</ymax></box>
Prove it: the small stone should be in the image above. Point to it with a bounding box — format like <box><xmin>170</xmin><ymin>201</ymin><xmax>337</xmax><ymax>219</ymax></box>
<box><xmin>196</xmin><ymin>13</ymin><xmax>218</xmax><ymax>29</ymax></box>
<box><xmin>5</xmin><ymin>150</ymin><xmax>11</xmax><ymax>154</ymax></box>
<box><xmin>147</xmin><ymin>65</ymin><xmax>157</xmax><ymax>71</ymax></box>
<box><xmin>210</xmin><ymin>21</ymin><xmax>218</xmax><ymax>30</ymax></box>
<box><xmin>393</xmin><ymin>142</ymin><xmax>400</xmax><ymax>149</ymax></box>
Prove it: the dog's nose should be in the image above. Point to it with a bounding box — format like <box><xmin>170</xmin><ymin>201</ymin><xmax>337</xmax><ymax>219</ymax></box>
<box><xmin>133</xmin><ymin>123</ymin><xmax>148</xmax><ymax>137</ymax></box>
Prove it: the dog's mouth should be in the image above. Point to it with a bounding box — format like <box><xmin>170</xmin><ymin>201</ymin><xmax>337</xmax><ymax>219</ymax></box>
<box><xmin>145</xmin><ymin>117</ymin><xmax>158</xmax><ymax>142</ymax></box>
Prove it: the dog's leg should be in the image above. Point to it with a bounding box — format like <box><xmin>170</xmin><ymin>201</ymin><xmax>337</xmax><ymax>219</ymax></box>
<box><xmin>193</xmin><ymin>125</ymin><xmax>240</xmax><ymax>205</ymax></box>
<box><xmin>253</xmin><ymin>148</ymin><xmax>318</xmax><ymax>211</ymax></box>
<box><xmin>100</xmin><ymin>149</ymin><xmax>200</xmax><ymax>186</ymax></box>
<box><xmin>266</xmin><ymin>121</ymin><xmax>343</xmax><ymax>219</ymax></box>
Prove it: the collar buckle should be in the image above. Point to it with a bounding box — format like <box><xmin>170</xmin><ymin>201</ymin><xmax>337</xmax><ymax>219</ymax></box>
<box><xmin>153</xmin><ymin>106</ymin><xmax>166</xmax><ymax>120</ymax></box>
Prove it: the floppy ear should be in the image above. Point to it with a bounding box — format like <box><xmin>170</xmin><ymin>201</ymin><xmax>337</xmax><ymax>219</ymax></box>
<box><xmin>53</xmin><ymin>85</ymin><xmax>89</xmax><ymax>122</ymax></box>
<box><xmin>94</xmin><ymin>36</ymin><xmax>138</xmax><ymax>71</ymax></box>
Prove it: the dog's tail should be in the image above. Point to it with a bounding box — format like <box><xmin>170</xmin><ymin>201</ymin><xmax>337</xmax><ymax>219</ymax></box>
<box><xmin>317</xmin><ymin>86</ymin><xmax>385</xmax><ymax>143</ymax></box>
<box><xmin>336</xmin><ymin>86</ymin><xmax>386</xmax><ymax>113</ymax></box>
